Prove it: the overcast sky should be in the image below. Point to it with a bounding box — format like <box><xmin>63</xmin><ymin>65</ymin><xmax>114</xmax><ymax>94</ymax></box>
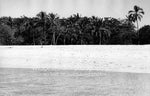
<box><xmin>0</xmin><ymin>0</ymin><xmax>150</xmax><ymax>27</ymax></box>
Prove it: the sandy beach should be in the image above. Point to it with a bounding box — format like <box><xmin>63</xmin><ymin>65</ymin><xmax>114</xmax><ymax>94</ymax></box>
<box><xmin>0</xmin><ymin>45</ymin><xmax>150</xmax><ymax>73</ymax></box>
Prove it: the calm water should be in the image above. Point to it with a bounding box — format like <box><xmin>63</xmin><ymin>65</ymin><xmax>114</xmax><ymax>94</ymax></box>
<box><xmin>0</xmin><ymin>68</ymin><xmax>150</xmax><ymax>96</ymax></box>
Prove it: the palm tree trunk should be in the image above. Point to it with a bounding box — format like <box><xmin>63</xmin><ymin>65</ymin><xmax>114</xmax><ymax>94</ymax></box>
<box><xmin>56</xmin><ymin>33</ymin><xmax>61</xmax><ymax>45</ymax></box>
<box><xmin>52</xmin><ymin>32</ymin><xmax>56</xmax><ymax>45</ymax></box>
<box><xmin>136</xmin><ymin>20</ymin><xmax>140</xmax><ymax>44</ymax></box>
<box><xmin>136</xmin><ymin>20</ymin><xmax>139</xmax><ymax>30</ymax></box>
<box><xmin>43</xmin><ymin>24</ymin><xmax>46</xmax><ymax>45</ymax></box>
<box><xmin>33</xmin><ymin>31</ymin><xmax>35</xmax><ymax>45</ymax></box>
<box><xmin>80</xmin><ymin>39</ymin><xmax>82</xmax><ymax>45</ymax></box>
<box><xmin>63</xmin><ymin>37</ymin><xmax>66</xmax><ymax>45</ymax></box>
<box><xmin>99</xmin><ymin>32</ymin><xmax>102</xmax><ymax>45</ymax></box>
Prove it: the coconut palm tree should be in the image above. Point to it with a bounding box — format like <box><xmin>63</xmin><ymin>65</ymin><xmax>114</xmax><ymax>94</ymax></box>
<box><xmin>0</xmin><ymin>24</ymin><xmax>13</xmax><ymax>45</ymax></box>
<box><xmin>90</xmin><ymin>17</ymin><xmax>111</xmax><ymax>44</ymax></box>
<box><xmin>48</xmin><ymin>13</ymin><xmax>60</xmax><ymax>45</ymax></box>
<box><xmin>127</xmin><ymin>5</ymin><xmax>144</xmax><ymax>30</ymax></box>
<box><xmin>118</xmin><ymin>19</ymin><xmax>137</xmax><ymax>44</ymax></box>
<box><xmin>36</xmin><ymin>11</ymin><xmax>47</xmax><ymax>45</ymax></box>
<box><xmin>99</xmin><ymin>28</ymin><xmax>111</xmax><ymax>44</ymax></box>
<box><xmin>23</xmin><ymin>18</ymin><xmax>36</xmax><ymax>45</ymax></box>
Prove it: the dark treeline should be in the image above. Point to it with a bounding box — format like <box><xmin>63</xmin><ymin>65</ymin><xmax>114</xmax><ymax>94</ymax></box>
<box><xmin>0</xmin><ymin>5</ymin><xmax>150</xmax><ymax>45</ymax></box>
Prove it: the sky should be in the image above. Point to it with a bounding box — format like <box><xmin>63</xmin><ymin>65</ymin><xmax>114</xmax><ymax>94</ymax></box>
<box><xmin>0</xmin><ymin>0</ymin><xmax>150</xmax><ymax>27</ymax></box>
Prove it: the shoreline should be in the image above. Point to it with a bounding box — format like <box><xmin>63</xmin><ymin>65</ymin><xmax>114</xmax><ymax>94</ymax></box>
<box><xmin>1</xmin><ymin>67</ymin><xmax>150</xmax><ymax>74</ymax></box>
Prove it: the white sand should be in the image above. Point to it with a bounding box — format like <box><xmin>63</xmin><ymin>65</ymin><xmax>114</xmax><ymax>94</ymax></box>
<box><xmin>0</xmin><ymin>45</ymin><xmax>150</xmax><ymax>73</ymax></box>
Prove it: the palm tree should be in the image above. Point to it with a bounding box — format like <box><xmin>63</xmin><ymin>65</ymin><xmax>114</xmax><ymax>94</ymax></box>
<box><xmin>99</xmin><ymin>28</ymin><xmax>111</xmax><ymax>44</ymax></box>
<box><xmin>0</xmin><ymin>24</ymin><xmax>12</xmax><ymax>45</ymax></box>
<box><xmin>127</xmin><ymin>5</ymin><xmax>144</xmax><ymax>30</ymax></box>
<box><xmin>118</xmin><ymin>19</ymin><xmax>136</xmax><ymax>44</ymax></box>
<box><xmin>90</xmin><ymin>17</ymin><xmax>111</xmax><ymax>44</ymax></box>
<box><xmin>23</xmin><ymin>19</ymin><xmax>36</xmax><ymax>45</ymax></box>
<box><xmin>48</xmin><ymin>13</ymin><xmax>59</xmax><ymax>45</ymax></box>
<box><xmin>36</xmin><ymin>11</ymin><xmax>47</xmax><ymax>45</ymax></box>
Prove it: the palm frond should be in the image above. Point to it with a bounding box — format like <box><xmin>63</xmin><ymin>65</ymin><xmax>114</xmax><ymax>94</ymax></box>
<box><xmin>99</xmin><ymin>28</ymin><xmax>111</xmax><ymax>37</ymax></box>
<box><xmin>139</xmin><ymin>11</ymin><xmax>145</xmax><ymax>15</ymax></box>
<box><xmin>138</xmin><ymin>16</ymin><xmax>141</xmax><ymax>21</ymax></box>
<box><xmin>128</xmin><ymin>10</ymin><xmax>135</xmax><ymax>14</ymax></box>
<box><xmin>138</xmin><ymin>14</ymin><xmax>143</xmax><ymax>18</ymax></box>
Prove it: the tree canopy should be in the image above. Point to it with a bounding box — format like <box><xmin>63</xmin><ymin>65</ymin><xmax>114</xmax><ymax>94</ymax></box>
<box><xmin>0</xmin><ymin>9</ymin><xmax>149</xmax><ymax>45</ymax></box>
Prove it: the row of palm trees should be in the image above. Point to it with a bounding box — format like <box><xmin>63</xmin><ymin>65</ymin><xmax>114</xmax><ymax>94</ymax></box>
<box><xmin>0</xmin><ymin>5</ymin><xmax>149</xmax><ymax>45</ymax></box>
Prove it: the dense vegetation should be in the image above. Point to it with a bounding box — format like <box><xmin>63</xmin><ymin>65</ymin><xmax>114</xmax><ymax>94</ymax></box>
<box><xmin>0</xmin><ymin>5</ymin><xmax>150</xmax><ymax>45</ymax></box>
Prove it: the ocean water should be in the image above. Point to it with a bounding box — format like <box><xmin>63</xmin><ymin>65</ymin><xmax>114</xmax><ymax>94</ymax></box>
<box><xmin>0</xmin><ymin>68</ymin><xmax>150</xmax><ymax>96</ymax></box>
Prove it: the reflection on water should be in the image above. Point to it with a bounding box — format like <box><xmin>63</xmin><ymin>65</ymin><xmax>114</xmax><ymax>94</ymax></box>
<box><xmin>0</xmin><ymin>68</ymin><xmax>150</xmax><ymax>96</ymax></box>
